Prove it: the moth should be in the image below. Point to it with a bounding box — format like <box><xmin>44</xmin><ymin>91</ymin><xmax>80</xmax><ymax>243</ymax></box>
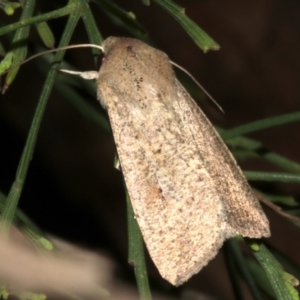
<box><xmin>62</xmin><ymin>37</ymin><xmax>271</xmax><ymax>286</ymax></box>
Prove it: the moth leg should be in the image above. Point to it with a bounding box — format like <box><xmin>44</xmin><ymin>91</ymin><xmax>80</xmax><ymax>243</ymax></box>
<box><xmin>56</xmin><ymin>69</ymin><xmax>99</xmax><ymax>80</ymax></box>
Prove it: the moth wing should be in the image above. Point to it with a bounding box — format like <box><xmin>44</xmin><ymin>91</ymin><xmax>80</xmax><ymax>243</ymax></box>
<box><xmin>101</xmin><ymin>86</ymin><xmax>234</xmax><ymax>285</ymax></box>
<box><xmin>97</xmin><ymin>36</ymin><xmax>269</xmax><ymax>286</ymax></box>
<box><xmin>173</xmin><ymin>79</ymin><xmax>270</xmax><ymax>238</ymax></box>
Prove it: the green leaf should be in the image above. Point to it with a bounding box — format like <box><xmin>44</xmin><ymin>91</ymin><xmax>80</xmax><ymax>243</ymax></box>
<box><xmin>244</xmin><ymin>171</ymin><xmax>300</xmax><ymax>183</ymax></box>
<box><xmin>126</xmin><ymin>191</ymin><xmax>152</xmax><ymax>300</ymax></box>
<box><xmin>79</xmin><ymin>0</ymin><xmax>103</xmax><ymax>65</ymax></box>
<box><xmin>1</xmin><ymin>1</ymin><xmax>21</xmax><ymax>15</ymax></box>
<box><xmin>222</xmin><ymin>133</ymin><xmax>300</xmax><ymax>174</ymax></box>
<box><xmin>0</xmin><ymin>191</ymin><xmax>53</xmax><ymax>250</ymax></box>
<box><xmin>34</xmin><ymin>51</ymin><xmax>111</xmax><ymax>133</ymax></box>
<box><xmin>249</xmin><ymin>242</ymin><xmax>298</xmax><ymax>300</ymax></box>
<box><xmin>225</xmin><ymin>239</ymin><xmax>263</xmax><ymax>300</ymax></box>
<box><xmin>0</xmin><ymin>52</ymin><xmax>13</xmax><ymax>73</ymax></box>
<box><xmin>94</xmin><ymin>0</ymin><xmax>147</xmax><ymax>37</ymax></box>
<box><xmin>0</xmin><ymin>5</ymin><xmax>75</xmax><ymax>37</ymax></box>
<box><xmin>153</xmin><ymin>0</ymin><xmax>219</xmax><ymax>52</ymax></box>
<box><xmin>271</xmin><ymin>246</ymin><xmax>300</xmax><ymax>282</ymax></box>
<box><xmin>2</xmin><ymin>0</ymin><xmax>36</xmax><ymax>92</ymax></box>
<box><xmin>223</xmin><ymin>111</ymin><xmax>300</xmax><ymax>140</ymax></box>
<box><xmin>246</xmin><ymin>259</ymin><xmax>275</xmax><ymax>298</ymax></box>
<box><xmin>0</xmin><ymin>8</ymin><xmax>81</xmax><ymax>236</ymax></box>
<box><xmin>35</xmin><ymin>18</ymin><xmax>55</xmax><ymax>48</ymax></box>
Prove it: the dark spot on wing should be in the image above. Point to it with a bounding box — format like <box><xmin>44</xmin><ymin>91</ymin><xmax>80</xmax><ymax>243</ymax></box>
<box><xmin>127</xmin><ymin>45</ymin><xmax>134</xmax><ymax>51</ymax></box>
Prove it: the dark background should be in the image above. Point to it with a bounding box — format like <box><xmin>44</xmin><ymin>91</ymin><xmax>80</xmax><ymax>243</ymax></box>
<box><xmin>1</xmin><ymin>0</ymin><xmax>300</xmax><ymax>299</ymax></box>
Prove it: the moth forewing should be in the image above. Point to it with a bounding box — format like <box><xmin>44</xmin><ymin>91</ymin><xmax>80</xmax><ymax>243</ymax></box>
<box><xmin>174</xmin><ymin>80</ymin><xmax>270</xmax><ymax>238</ymax></box>
<box><xmin>96</xmin><ymin>37</ymin><xmax>270</xmax><ymax>286</ymax></box>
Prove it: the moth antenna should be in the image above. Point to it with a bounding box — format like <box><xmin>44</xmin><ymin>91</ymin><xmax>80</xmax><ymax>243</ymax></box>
<box><xmin>254</xmin><ymin>190</ymin><xmax>300</xmax><ymax>224</ymax></box>
<box><xmin>1</xmin><ymin>44</ymin><xmax>103</xmax><ymax>76</ymax></box>
<box><xmin>170</xmin><ymin>60</ymin><xmax>224</xmax><ymax>113</ymax></box>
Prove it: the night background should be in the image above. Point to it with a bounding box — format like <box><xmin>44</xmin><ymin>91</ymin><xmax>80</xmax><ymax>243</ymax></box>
<box><xmin>1</xmin><ymin>0</ymin><xmax>300</xmax><ymax>299</ymax></box>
